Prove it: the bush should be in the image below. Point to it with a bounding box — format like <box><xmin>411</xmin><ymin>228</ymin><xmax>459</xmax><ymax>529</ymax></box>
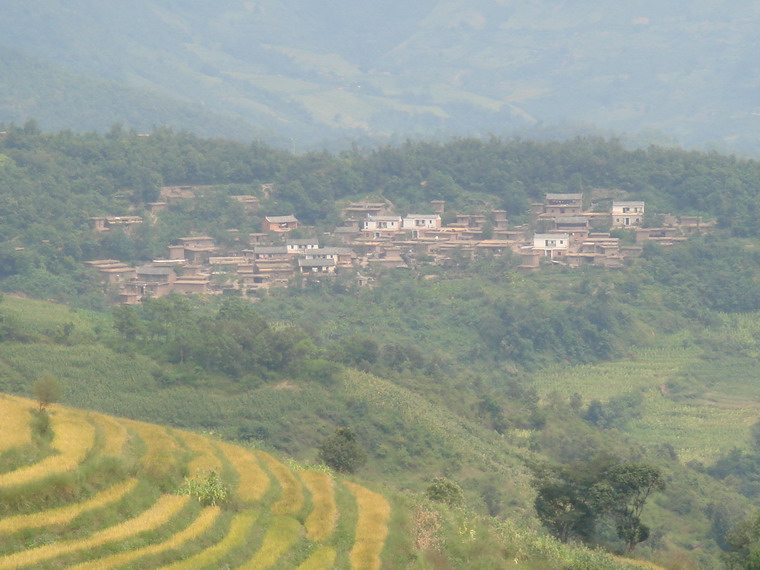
<box><xmin>317</xmin><ymin>427</ymin><xmax>367</xmax><ymax>473</ymax></box>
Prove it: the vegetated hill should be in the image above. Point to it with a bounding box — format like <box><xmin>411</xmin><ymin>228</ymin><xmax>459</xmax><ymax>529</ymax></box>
<box><xmin>0</xmin><ymin>291</ymin><xmax>758</xmax><ymax>568</ymax></box>
<box><xmin>0</xmin><ymin>392</ymin><xmax>653</xmax><ymax>569</ymax></box>
<box><xmin>1</xmin><ymin>1</ymin><xmax>760</xmax><ymax>149</ymax></box>
<box><xmin>0</xmin><ymin>45</ymin><xmax>278</xmax><ymax>143</ymax></box>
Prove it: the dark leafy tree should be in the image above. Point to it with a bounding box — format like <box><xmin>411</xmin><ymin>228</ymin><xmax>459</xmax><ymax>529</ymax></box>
<box><xmin>317</xmin><ymin>427</ymin><xmax>367</xmax><ymax>473</ymax></box>
<box><xmin>591</xmin><ymin>463</ymin><xmax>666</xmax><ymax>553</ymax></box>
<box><xmin>425</xmin><ymin>477</ymin><xmax>464</xmax><ymax>507</ymax></box>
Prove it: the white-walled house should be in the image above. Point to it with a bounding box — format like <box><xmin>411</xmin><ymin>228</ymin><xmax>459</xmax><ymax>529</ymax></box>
<box><xmin>402</xmin><ymin>214</ymin><xmax>442</xmax><ymax>230</ymax></box>
<box><xmin>533</xmin><ymin>233</ymin><xmax>570</xmax><ymax>259</ymax></box>
<box><xmin>362</xmin><ymin>215</ymin><xmax>402</xmax><ymax>231</ymax></box>
<box><xmin>611</xmin><ymin>201</ymin><xmax>645</xmax><ymax>228</ymax></box>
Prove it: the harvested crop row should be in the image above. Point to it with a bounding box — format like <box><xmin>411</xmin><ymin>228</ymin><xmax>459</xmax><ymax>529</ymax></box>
<box><xmin>256</xmin><ymin>451</ymin><xmax>304</xmax><ymax>515</ymax></box>
<box><xmin>296</xmin><ymin>545</ymin><xmax>336</xmax><ymax>569</ymax></box>
<box><xmin>0</xmin><ymin>478</ymin><xmax>138</xmax><ymax>534</ymax></box>
<box><xmin>0</xmin><ymin>494</ymin><xmax>190</xmax><ymax>569</ymax></box>
<box><xmin>91</xmin><ymin>413</ymin><xmax>128</xmax><ymax>457</ymax></box>
<box><xmin>299</xmin><ymin>470</ymin><xmax>336</xmax><ymax>542</ymax></box>
<box><xmin>344</xmin><ymin>481</ymin><xmax>390</xmax><ymax>570</ymax></box>
<box><xmin>0</xmin><ymin>395</ymin><xmax>32</xmax><ymax>451</ymax></box>
<box><xmin>0</xmin><ymin>407</ymin><xmax>96</xmax><ymax>488</ymax></box>
<box><xmin>161</xmin><ymin>510</ymin><xmax>259</xmax><ymax>570</ymax></box>
<box><xmin>120</xmin><ymin>419</ymin><xmax>182</xmax><ymax>481</ymax></box>
<box><xmin>69</xmin><ymin>505</ymin><xmax>220</xmax><ymax>569</ymax></box>
<box><xmin>237</xmin><ymin>515</ymin><xmax>301</xmax><ymax>569</ymax></box>
<box><xmin>217</xmin><ymin>442</ymin><xmax>269</xmax><ymax>503</ymax></box>
<box><xmin>177</xmin><ymin>430</ymin><xmax>222</xmax><ymax>476</ymax></box>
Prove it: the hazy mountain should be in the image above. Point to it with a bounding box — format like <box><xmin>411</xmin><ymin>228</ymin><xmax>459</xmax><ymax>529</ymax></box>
<box><xmin>1</xmin><ymin>1</ymin><xmax>759</xmax><ymax>149</ymax></box>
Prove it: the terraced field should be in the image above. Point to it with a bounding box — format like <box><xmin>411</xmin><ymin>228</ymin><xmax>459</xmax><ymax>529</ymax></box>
<box><xmin>0</xmin><ymin>394</ymin><xmax>391</xmax><ymax>569</ymax></box>
<box><xmin>532</xmin><ymin>346</ymin><xmax>760</xmax><ymax>462</ymax></box>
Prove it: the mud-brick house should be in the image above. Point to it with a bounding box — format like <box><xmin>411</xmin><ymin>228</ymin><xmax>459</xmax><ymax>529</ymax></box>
<box><xmin>263</xmin><ymin>215</ymin><xmax>299</xmax><ymax>232</ymax></box>
<box><xmin>176</xmin><ymin>236</ymin><xmax>216</xmax><ymax>249</ymax></box>
<box><xmin>89</xmin><ymin>216</ymin><xmax>143</xmax><ymax>234</ymax></box>
<box><xmin>250</xmin><ymin>245</ymin><xmax>290</xmax><ymax>261</ymax></box>
<box><xmin>173</xmin><ymin>237</ymin><xmax>217</xmax><ymax>264</ymax></box>
<box><xmin>231</xmin><ymin>195</ymin><xmax>261</xmax><ymax>213</ymax></box>
<box><xmin>454</xmin><ymin>213</ymin><xmax>488</xmax><ymax>229</ymax></box>
<box><xmin>532</xmin><ymin>233</ymin><xmax>570</xmax><ymax>259</ymax></box>
<box><xmin>554</xmin><ymin>216</ymin><xmax>591</xmax><ymax>242</ymax></box>
<box><xmin>286</xmin><ymin>238</ymin><xmax>320</xmax><ymax>254</ymax></box>
<box><xmin>518</xmin><ymin>247</ymin><xmax>541</xmax><ymax>271</ymax></box>
<box><xmin>125</xmin><ymin>266</ymin><xmax>177</xmax><ymax>299</ymax></box>
<box><xmin>611</xmin><ymin>201</ymin><xmax>645</xmax><ymax>228</ymax></box>
<box><xmin>85</xmin><ymin>260</ymin><xmax>137</xmax><ymax>285</ymax></box>
<box><xmin>342</xmin><ymin>202</ymin><xmax>388</xmax><ymax>220</ymax></box>
<box><xmin>544</xmin><ymin>193</ymin><xmax>583</xmax><ymax>216</ymax></box>
<box><xmin>172</xmin><ymin>276</ymin><xmax>210</xmax><ymax>295</ymax></box>
<box><xmin>298</xmin><ymin>258</ymin><xmax>336</xmax><ymax>274</ymax></box>
<box><xmin>302</xmin><ymin>247</ymin><xmax>355</xmax><ymax>268</ymax></box>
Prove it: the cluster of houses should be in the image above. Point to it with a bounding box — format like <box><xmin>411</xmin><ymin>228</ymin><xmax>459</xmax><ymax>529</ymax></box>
<box><xmin>86</xmin><ymin>188</ymin><xmax>714</xmax><ymax>304</ymax></box>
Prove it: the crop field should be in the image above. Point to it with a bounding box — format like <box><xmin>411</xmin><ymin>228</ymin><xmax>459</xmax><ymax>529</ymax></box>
<box><xmin>0</xmin><ymin>394</ymin><xmax>390</xmax><ymax>568</ymax></box>
<box><xmin>0</xmin><ymin>407</ymin><xmax>95</xmax><ymax>488</ymax></box>
<box><xmin>300</xmin><ymin>470</ymin><xmax>337</xmax><ymax>542</ymax></box>
<box><xmin>256</xmin><ymin>450</ymin><xmax>305</xmax><ymax>516</ymax></box>
<box><xmin>531</xmin><ymin>346</ymin><xmax>760</xmax><ymax>462</ymax></box>
<box><xmin>344</xmin><ymin>481</ymin><xmax>391</xmax><ymax>570</ymax></box>
<box><xmin>0</xmin><ymin>395</ymin><xmax>33</xmax><ymax>451</ymax></box>
<box><xmin>177</xmin><ymin>429</ymin><xmax>223</xmax><ymax>476</ymax></box>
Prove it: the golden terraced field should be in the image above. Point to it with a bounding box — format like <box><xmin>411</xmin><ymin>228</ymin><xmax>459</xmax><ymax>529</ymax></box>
<box><xmin>0</xmin><ymin>394</ymin><xmax>390</xmax><ymax>569</ymax></box>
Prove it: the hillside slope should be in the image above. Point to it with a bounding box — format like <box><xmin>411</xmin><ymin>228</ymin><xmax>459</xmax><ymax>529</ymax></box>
<box><xmin>0</xmin><ymin>392</ymin><xmax>660</xmax><ymax>569</ymax></box>
<box><xmin>0</xmin><ymin>392</ymin><xmax>391</xmax><ymax>569</ymax></box>
<box><xmin>1</xmin><ymin>1</ymin><xmax>759</xmax><ymax>148</ymax></box>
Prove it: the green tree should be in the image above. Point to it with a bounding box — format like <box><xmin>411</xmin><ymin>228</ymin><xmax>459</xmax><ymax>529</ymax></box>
<box><xmin>425</xmin><ymin>477</ymin><xmax>464</xmax><ymax>507</ymax></box>
<box><xmin>317</xmin><ymin>427</ymin><xmax>367</xmax><ymax>473</ymax></box>
<box><xmin>33</xmin><ymin>374</ymin><xmax>63</xmax><ymax>412</ymax></box>
<box><xmin>591</xmin><ymin>463</ymin><xmax>665</xmax><ymax>553</ymax></box>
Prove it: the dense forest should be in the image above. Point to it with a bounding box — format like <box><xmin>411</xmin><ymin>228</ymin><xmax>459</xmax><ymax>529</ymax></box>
<box><xmin>6</xmin><ymin>126</ymin><xmax>760</xmax><ymax>566</ymax></box>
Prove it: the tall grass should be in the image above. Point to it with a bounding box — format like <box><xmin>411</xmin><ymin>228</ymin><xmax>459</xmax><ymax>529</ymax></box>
<box><xmin>344</xmin><ymin>481</ymin><xmax>390</xmax><ymax>570</ymax></box>
<box><xmin>256</xmin><ymin>451</ymin><xmax>304</xmax><ymax>516</ymax></box>
<box><xmin>0</xmin><ymin>478</ymin><xmax>138</xmax><ymax>534</ymax></box>
<box><xmin>300</xmin><ymin>470</ymin><xmax>336</xmax><ymax>542</ymax></box>
<box><xmin>0</xmin><ymin>407</ymin><xmax>95</xmax><ymax>488</ymax></box>
<box><xmin>237</xmin><ymin>516</ymin><xmax>301</xmax><ymax>569</ymax></box>
<box><xmin>161</xmin><ymin>510</ymin><xmax>259</xmax><ymax>570</ymax></box>
<box><xmin>0</xmin><ymin>494</ymin><xmax>190</xmax><ymax>569</ymax></box>
<box><xmin>67</xmin><ymin>505</ymin><xmax>220</xmax><ymax>569</ymax></box>
<box><xmin>218</xmin><ymin>442</ymin><xmax>270</xmax><ymax>503</ymax></box>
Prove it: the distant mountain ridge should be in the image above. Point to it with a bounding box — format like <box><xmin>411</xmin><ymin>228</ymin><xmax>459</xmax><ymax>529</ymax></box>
<box><xmin>1</xmin><ymin>1</ymin><xmax>759</xmax><ymax>149</ymax></box>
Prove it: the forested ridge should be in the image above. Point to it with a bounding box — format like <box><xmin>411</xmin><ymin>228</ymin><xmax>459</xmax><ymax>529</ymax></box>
<box><xmin>6</xmin><ymin>127</ymin><xmax>760</xmax><ymax>566</ymax></box>
<box><xmin>3</xmin><ymin>125</ymin><xmax>760</xmax><ymax>303</ymax></box>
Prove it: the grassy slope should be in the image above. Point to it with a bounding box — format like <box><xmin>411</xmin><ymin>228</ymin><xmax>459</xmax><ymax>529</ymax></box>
<box><xmin>1</xmin><ymin>295</ymin><xmax>758</xmax><ymax>566</ymax></box>
<box><xmin>0</xmin><ymin>391</ymin><xmax>654</xmax><ymax>569</ymax></box>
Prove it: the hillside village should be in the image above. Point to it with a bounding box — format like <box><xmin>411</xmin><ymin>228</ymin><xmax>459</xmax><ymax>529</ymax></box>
<box><xmin>85</xmin><ymin>186</ymin><xmax>715</xmax><ymax>304</ymax></box>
